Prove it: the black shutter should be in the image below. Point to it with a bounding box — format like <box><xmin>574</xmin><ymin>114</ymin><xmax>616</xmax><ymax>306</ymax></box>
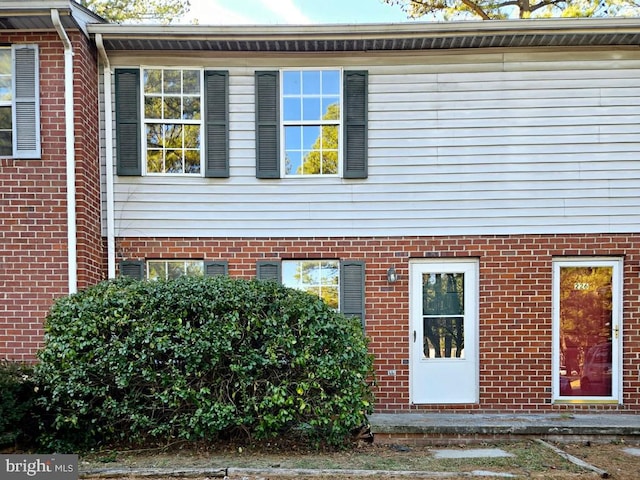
<box><xmin>204</xmin><ymin>260</ymin><xmax>228</xmax><ymax>277</ymax></box>
<box><xmin>343</xmin><ymin>71</ymin><xmax>368</xmax><ymax>179</ymax></box>
<box><xmin>256</xmin><ymin>260</ymin><xmax>281</xmax><ymax>282</ymax></box>
<box><xmin>255</xmin><ymin>71</ymin><xmax>280</xmax><ymax>179</ymax></box>
<box><xmin>340</xmin><ymin>260</ymin><xmax>365</xmax><ymax>327</ymax></box>
<box><xmin>204</xmin><ymin>71</ymin><xmax>229</xmax><ymax>178</ymax></box>
<box><xmin>120</xmin><ymin>260</ymin><xmax>145</xmax><ymax>279</ymax></box>
<box><xmin>115</xmin><ymin>68</ymin><xmax>141</xmax><ymax>176</ymax></box>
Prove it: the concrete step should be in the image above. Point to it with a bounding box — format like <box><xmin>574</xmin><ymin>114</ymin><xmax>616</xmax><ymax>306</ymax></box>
<box><xmin>369</xmin><ymin>413</ymin><xmax>640</xmax><ymax>445</ymax></box>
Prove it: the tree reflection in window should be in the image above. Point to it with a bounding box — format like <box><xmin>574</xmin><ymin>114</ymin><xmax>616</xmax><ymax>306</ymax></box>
<box><xmin>282</xmin><ymin>260</ymin><xmax>339</xmax><ymax>309</ymax></box>
<box><xmin>422</xmin><ymin>272</ymin><xmax>465</xmax><ymax>359</ymax></box>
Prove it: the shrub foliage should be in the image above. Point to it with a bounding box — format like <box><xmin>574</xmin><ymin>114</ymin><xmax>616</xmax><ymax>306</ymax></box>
<box><xmin>36</xmin><ymin>276</ymin><xmax>374</xmax><ymax>451</ymax></box>
<box><xmin>0</xmin><ymin>361</ymin><xmax>37</xmax><ymax>448</ymax></box>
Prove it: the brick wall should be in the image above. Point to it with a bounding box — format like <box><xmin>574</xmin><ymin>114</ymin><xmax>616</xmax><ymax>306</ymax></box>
<box><xmin>0</xmin><ymin>31</ymin><xmax>103</xmax><ymax>360</ymax></box>
<box><xmin>117</xmin><ymin>233</ymin><xmax>640</xmax><ymax>413</ymax></box>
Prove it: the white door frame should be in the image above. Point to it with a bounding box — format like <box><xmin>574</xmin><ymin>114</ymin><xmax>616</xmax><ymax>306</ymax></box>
<box><xmin>409</xmin><ymin>259</ymin><xmax>479</xmax><ymax>404</ymax></box>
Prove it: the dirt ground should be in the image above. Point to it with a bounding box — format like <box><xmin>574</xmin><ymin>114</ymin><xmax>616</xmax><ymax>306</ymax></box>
<box><xmin>81</xmin><ymin>438</ymin><xmax>640</xmax><ymax>479</ymax></box>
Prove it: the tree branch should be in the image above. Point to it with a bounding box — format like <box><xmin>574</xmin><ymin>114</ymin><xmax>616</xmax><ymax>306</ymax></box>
<box><xmin>459</xmin><ymin>0</ymin><xmax>492</xmax><ymax>19</ymax></box>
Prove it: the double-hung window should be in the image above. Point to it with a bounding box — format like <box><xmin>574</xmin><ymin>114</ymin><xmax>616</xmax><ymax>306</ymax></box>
<box><xmin>143</xmin><ymin>68</ymin><xmax>202</xmax><ymax>175</ymax></box>
<box><xmin>115</xmin><ymin>68</ymin><xmax>229</xmax><ymax>178</ymax></box>
<box><xmin>256</xmin><ymin>69</ymin><xmax>367</xmax><ymax>179</ymax></box>
<box><xmin>0</xmin><ymin>45</ymin><xmax>40</xmax><ymax>159</ymax></box>
<box><xmin>282</xmin><ymin>69</ymin><xmax>340</xmax><ymax>176</ymax></box>
<box><xmin>282</xmin><ymin>259</ymin><xmax>340</xmax><ymax>309</ymax></box>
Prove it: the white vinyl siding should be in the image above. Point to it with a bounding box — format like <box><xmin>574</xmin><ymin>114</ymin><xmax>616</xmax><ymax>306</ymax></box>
<box><xmin>104</xmin><ymin>49</ymin><xmax>640</xmax><ymax>238</ymax></box>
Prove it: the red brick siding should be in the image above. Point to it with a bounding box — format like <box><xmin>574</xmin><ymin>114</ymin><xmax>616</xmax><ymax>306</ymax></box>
<box><xmin>117</xmin><ymin>234</ymin><xmax>640</xmax><ymax>413</ymax></box>
<box><xmin>0</xmin><ymin>32</ymin><xmax>103</xmax><ymax>361</ymax></box>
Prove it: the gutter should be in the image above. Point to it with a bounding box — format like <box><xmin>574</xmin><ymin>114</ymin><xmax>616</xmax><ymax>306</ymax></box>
<box><xmin>51</xmin><ymin>8</ymin><xmax>77</xmax><ymax>294</ymax></box>
<box><xmin>96</xmin><ymin>34</ymin><xmax>116</xmax><ymax>279</ymax></box>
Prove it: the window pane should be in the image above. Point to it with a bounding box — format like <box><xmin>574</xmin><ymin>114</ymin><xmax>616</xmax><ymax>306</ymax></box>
<box><xmin>322</xmin><ymin>99</ymin><xmax>340</xmax><ymax>120</ymax></box>
<box><xmin>0</xmin><ymin>77</ymin><xmax>11</xmax><ymax>102</ymax></box>
<box><xmin>164</xmin><ymin>96</ymin><xmax>182</xmax><ymax>119</ymax></box>
<box><xmin>146</xmin><ymin>124</ymin><xmax>162</xmax><ymax>147</ymax></box>
<box><xmin>144</xmin><ymin>69</ymin><xmax>162</xmax><ymax>94</ymax></box>
<box><xmin>167</xmin><ymin>261</ymin><xmax>185</xmax><ymax>279</ymax></box>
<box><xmin>183</xmin><ymin>70</ymin><xmax>200</xmax><ymax>94</ymax></box>
<box><xmin>302</xmin><ymin>126</ymin><xmax>320</xmax><ymax>150</ymax></box>
<box><xmin>321</xmin><ymin>151</ymin><xmax>338</xmax><ymax>174</ymax></box>
<box><xmin>164</xmin><ymin>124</ymin><xmax>183</xmax><ymax>148</ymax></box>
<box><xmin>283</xmin><ymin>71</ymin><xmax>301</xmax><ymax>95</ymax></box>
<box><xmin>164</xmin><ymin>70</ymin><xmax>181</xmax><ymax>94</ymax></box>
<box><xmin>146</xmin><ymin>150</ymin><xmax>163</xmax><ymax>173</ymax></box>
<box><xmin>285</xmin><ymin>151</ymin><xmax>302</xmax><ymax>175</ymax></box>
<box><xmin>185</xmin><ymin>260</ymin><xmax>204</xmax><ymax>276</ymax></box>
<box><xmin>183</xmin><ymin>96</ymin><xmax>200</xmax><ymax>120</ymax></box>
<box><xmin>424</xmin><ymin>317</ymin><xmax>465</xmax><ymax>359</ymax></box>
<box><xmin>183</xmin><ymin>125</ymin><xmax>200</xmax><ymax>148</ymax></box>
<box><xmin>322</xmin><ymin>70</ymin><xmax>340</xmax><ymax>95</ymax></box>
<box><xmin>184</xmin><ymin>150</ymin><xmax>201</xmax><ymax>174</ymax></box>
<box><xmin>284</xmin><ymin>126</ymin><xmax>302</xmax><ymax>150</ymax></box>
<box><xmin>283</xmin><ymin>97</ymin><xmax>301</xmax><ymax>121</ymax></box>
<box><xmin>166</xmin><ymin>150</ymin><xmax>183</xmax><ymax>173</ymax></box>
<box><xmin>0</xmin><ymin>131</ymin><xmax>11</xmax><ymax>156</ymax></box>
<box><xmin>302</xmin><ymin>70</ymin><xmax>321</xmax><ymax>95</ymax></box>
<box><xmin>302</xmin><ymin>97</ymin><xmax>321</xmax><ymax>121</ymax></box>
<box><xmin>423</xmin><ymin>273</ymin><xmax>464</xmax><ymax>316</ymax></box>
<box><xmin>148</xmin><ymin>261</ymin><xmax>166</xmax><ymax>280</ymax></box>
<box><xmin>144</xmin><ymin>96</ymin><xmax>162</xmax><ymax>119</ymax></box>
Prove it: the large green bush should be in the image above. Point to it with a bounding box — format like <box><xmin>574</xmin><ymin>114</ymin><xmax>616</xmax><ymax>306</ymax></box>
<box><xmin>36</xmin><ymin>276</ymin><xmax>374</xmax><ymax>451</ymax></box>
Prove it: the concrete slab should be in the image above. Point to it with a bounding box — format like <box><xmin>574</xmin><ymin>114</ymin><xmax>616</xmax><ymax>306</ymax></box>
<box><xmin>432</xmin><ymin>448</ymin><xmax>514</xmax><ymax>459</ymax></box>
<box><xmin>623</xmin><ymin>447</ymin><xmax>640</xmax><ymax>457</ymax></box>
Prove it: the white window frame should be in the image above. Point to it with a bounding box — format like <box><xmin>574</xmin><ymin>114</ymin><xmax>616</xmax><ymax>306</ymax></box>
<box><xmin>552</xmin><ymin>257</ymin><xmax>623</xmax><ymax>404</ymax></box>
<box><xmin>147</xmin><ymin>259</ymin><xmax>204</xmax><ymax>280</ymax></box>
<box><xmin>141</xmin><ymin>67</ymin><xmax>204</xmax><ymax>176</ymax></box>
<box><xmin>280</xmin><ymin>68</ymin><xmax>343</xmax><ymax>178</ymax></box>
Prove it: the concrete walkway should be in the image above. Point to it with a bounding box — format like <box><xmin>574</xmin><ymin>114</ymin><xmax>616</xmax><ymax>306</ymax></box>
<box><xmin>370</xmin><ymin>413</ymin><xmax>640</xmax><ymax>443</ymax></box>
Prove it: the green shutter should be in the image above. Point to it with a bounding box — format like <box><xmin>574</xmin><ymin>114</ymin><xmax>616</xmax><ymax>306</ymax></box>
<box><xmin>204</xmin><ymin>70</ymin><xmax>229</xmax><ymax>178</ymax></box>
<box><xmin>12</xmin><ymin>45</ymin><xmax>40</xmax><ymax>159</ymax></box>
<box><xmin>343</xmin><ymin>71</ymin><xmax>368</xmax><ymax>179</ymax></box>
<box><xmin>204</xmin><ymin>260</ymin><xmax>228</xmax><ymax>277</ymax></box>
<box><xmin>340</xmin><ymin>260</ymin><xmax>365</xmax><ymax>327</ymax></box>
<box><xmin>256</xmin><ymin>260</ymin><xmax>281</xmax><ymax>282</ymax></box>
<box><xmin>255</xmin><ymin>71</ymin><xmax>280</xmax><ymax>179</ymax></box>
<box><xmin>120</xmin><ymin>260</ymin><xmax>145</xmax><ymax>279</ymax></box>
<box><xmin>115</xmin><ymin>68</ymin><xmax>141</xmax><ymax>176</ymax></box>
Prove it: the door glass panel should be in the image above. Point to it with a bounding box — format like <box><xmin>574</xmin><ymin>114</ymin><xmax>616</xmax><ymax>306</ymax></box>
<box><xmin>422</xmin><ymin>273</ymin><xmax>465</xmax><ymax>359</ymax></box>
<box><xmin>558</xmin><ymin>266</ymin><xmax>613</xmax><ymax>396</ymax></box>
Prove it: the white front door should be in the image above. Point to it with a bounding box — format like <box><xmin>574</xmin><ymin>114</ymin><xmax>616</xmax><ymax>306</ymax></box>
<box><xmin>410</xmin><ymin>260</ymin><xmax>479</xmax><ymax>404</ymax></box>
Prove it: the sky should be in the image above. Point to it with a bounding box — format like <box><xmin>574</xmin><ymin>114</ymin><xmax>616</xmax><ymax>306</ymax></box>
<box><xmin>178</xmin><ymin>0</ymin><xmax>414</xmax><ymax>25</ymax></box>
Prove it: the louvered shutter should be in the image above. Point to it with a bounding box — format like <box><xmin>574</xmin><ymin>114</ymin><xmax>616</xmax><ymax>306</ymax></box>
<box><xmin>340</xmin><ymin>260</ymin><xmax>365</xmax><ymax>327</ymax></box>
<box><xmin>204</xmin><ymin>71</ymin><xmax>229</xmax><ymax>178</ymax></box>
<box><xmin>115</xmin><ymin>69</ymin><xmax>141</xmax><ymax>176</ymax></box>
<box><xmin>255</xmin><ymin>71</ymin><xmax>280</xmax><ymax>178</ymax></box>
<box><xmin>343</xmin><ymin>71</ymin><xmax>368</xmax><ymax>179</ymax></box>
<box><xmin>256</xmin><ymin>260</ymin><xmax>281</xmax><ymax>282</ymax></box>
<box><xmin>204</xmin><ymin>260</ymin><xmax>229</xmax><ymax>277</ymax></box>
<box><xmin>12</xmin><ymin>45</ymin><xmax>40</xmax><ymax>159</ymax></box>
<box><xmin>120</xmin><ymin>260</ymin><xmax>145</xmax><ymax>279</ymax></box>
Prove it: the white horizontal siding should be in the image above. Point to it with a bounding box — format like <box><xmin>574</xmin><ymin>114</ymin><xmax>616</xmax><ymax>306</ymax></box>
<box><xmin>104</xmin><ymin>49</ymin><xmax>640</xmax><ymax>238</ymax></box>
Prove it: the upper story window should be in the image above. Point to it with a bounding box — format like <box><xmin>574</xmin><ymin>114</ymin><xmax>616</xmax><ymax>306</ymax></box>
<box><xmin>115</xmin><ymin>68</ymin><xmax>228</xmax><ymax>178</ymax></box>
<box><xmin>282</xmin><ymin>69</ymin><xmax>340</xmax><ymax>176</ymax></box>
<box><xmin>0</xmin><ymin>48</ymin><xmax>11</xmax><ymax>156</ymax></box>
<box><xmin>143</xmin><ymin>68</ymin><xmax>202</xmax><ymax>175</ymax></box>
<box><xmin>255</xmin><ymin>69</ymin><xmax>367</xmax><ymax>180</ymax></box>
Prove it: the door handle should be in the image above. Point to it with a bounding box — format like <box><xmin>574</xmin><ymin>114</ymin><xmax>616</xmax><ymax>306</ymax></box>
<box><xmin>413</xmin><ymin>330</ymin><xmax>416</xmax><ymax>342</ymax></box>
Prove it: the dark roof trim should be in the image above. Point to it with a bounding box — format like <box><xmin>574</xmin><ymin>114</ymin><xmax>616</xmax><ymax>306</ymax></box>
<box><xmin>88</xmin><ymin>18</ymin><xmax>640</xmax><ymax>53</ymax></box>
